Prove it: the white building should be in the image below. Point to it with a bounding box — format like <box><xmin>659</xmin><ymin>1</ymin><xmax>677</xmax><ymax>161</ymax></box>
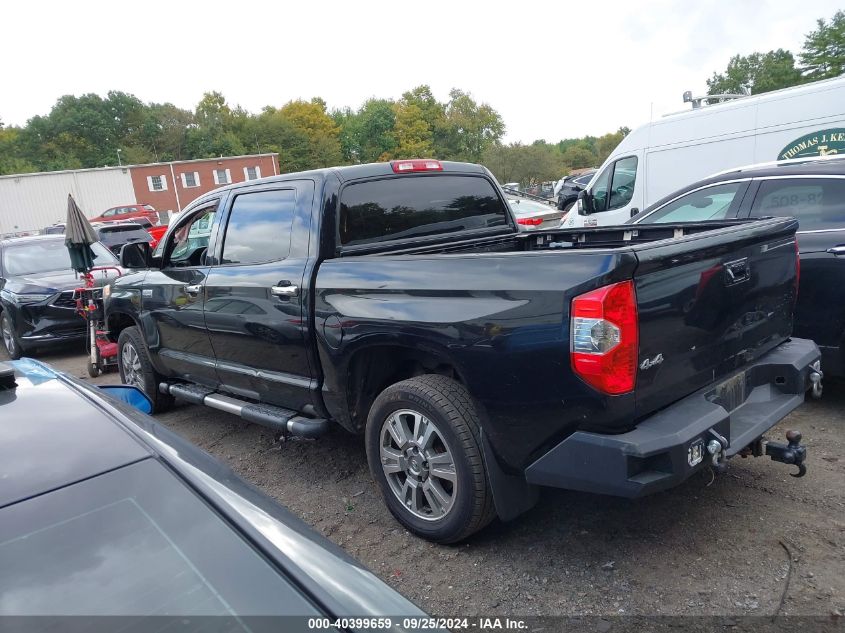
<box><xmin>0</xmin><ymin>166</ymin><xmax>135</xmax><ymax>236</ymax></box>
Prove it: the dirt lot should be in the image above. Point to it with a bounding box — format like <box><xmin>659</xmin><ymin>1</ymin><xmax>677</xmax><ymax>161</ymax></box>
<box><xmin>12</xmin><ymin>346</ymin><xmax>845</xmax><ymax>618</ymax></box>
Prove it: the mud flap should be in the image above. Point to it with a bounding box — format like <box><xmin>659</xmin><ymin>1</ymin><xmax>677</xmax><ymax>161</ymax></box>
<box><xmin>480</xmin><ymin>429</ymin><xmax>539</xmax><ymax>521</ymax></box>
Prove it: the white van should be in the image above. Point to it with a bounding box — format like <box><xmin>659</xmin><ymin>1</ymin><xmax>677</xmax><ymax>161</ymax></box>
<box><xmin>565</xmin><ymin>74</ymin><xmax>845</xmax><ymax>228</ymax></box>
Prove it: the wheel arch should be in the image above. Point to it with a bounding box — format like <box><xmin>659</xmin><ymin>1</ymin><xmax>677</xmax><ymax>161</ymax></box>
<box><xmin>343</xmin><ymin>342</ymin><xmax>470</xmax><ymax>434</ymax></box>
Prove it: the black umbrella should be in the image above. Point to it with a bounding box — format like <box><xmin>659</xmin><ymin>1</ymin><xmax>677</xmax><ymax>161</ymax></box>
<box><xmin>64</xmin><ymin>194</ymin><xmax>98</xmax><ymax>274</ymax></box>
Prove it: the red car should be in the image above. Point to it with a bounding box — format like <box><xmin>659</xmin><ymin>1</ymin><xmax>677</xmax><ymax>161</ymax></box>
<box><xmin>90</xmin><ymin>204</ymin><xmax>159</xmax><ymax>225</ymax></box>
<box><xmin>147</xmin><ymin>225</ymin><xmax>168</xmax><ymax>249</ymax></box>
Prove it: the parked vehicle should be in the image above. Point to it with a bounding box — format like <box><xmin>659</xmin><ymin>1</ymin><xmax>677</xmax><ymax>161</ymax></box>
<box><xmin>629</xmin><ymin>154</ymin><xmax>845</xmax><ymax>376</ymax></box>
<box><xmin>92</xmin><ymin>221</ymin><xmax>153</xmax><ymax>255</ymax></box>
<box><xmin>42</xmin><ymin>223</ymin><xmax>66</xmax><ymax>235</ymax></box>
<box><xmin>90</xmin><ymin>203</ymin><xmax>159</xmax><ymax>225</ymax></box>
<box><xmin>147</xmin><ymin>224</ymin><xmax>168</xmax><ymax>249</ymax></box>
<box><xmin>0</xmin><ymin>235</ymin><xmax>119</xmax><ymax>359</ymax></box>
<box><xmin>556</xmin><ymin>170</ymin><xmax>596</xmax><ymax>211</ymax></box>
<box><xmin>106</xmin><ymin>159</ymin><xmax>820</xmax><ymax>543</ymax></box>
<box><xmin>0</xmin><ymin>359</ymin><xmax>426</xmax><ymax>622</ymax></box>
<box><xmin>505</xmin><ymin>193</ymin><xmax>564</xmax><ymax>229</ymax></box>
<box><xmin>565</xmin><ymin>75</ymin><xmax>845</xmax><ymax>228</ymax></box>
<box><xmin>501</xmin><ymin>182</ymin><xmax>520</xmax><ymax>191</ymax></box>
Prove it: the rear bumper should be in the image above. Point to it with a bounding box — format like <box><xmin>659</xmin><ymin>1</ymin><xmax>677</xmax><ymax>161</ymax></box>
<box><xmin>524</xmin><ymin>337</ymin><xmax>820</xmax><ymax>498</ymax></box>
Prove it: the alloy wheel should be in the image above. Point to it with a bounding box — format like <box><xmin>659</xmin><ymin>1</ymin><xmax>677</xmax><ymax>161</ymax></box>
<box><xmin>121</xmin><ymin>341</ymin><xmax>143</xmax><ymax>388</ymax></box>
<box><xmin>1</xmin><ymin>316</ymin><xmax>14</xmax><ymax>356</ymax></box>
<box><xmin>379</xmin><ymin>409</ymin><xmax>458</xmax><ymax>521</ymax></box>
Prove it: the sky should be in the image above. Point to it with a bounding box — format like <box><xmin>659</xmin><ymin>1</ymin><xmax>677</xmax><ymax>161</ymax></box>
<box><xmin>1</xmin><ymin>0</ymin><xmax>841</xmax><ymax>143</ymax></box>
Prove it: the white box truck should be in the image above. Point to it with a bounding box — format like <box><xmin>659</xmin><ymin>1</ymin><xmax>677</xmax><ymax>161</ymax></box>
<box><xmin>565</xmin><ymin>74</ymin><xmax>845</xmax><ymax>228</ymax></box>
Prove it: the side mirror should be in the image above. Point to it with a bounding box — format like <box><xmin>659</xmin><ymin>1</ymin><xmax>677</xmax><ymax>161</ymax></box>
<box><xmin>119</xmin><ymin>241</ymin><xmax>151</xmax><ymax>269</ymax></box>
<box><xmin>577</xmin><ymin>190</ymin><xmax>594</xmax><ymax>216</ymax></box>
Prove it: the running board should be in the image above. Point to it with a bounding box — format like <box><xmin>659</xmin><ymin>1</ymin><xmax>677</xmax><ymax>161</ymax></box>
<box><xmin>159</xmin><ymin>382</ymin><xmax>329</xmax><ymax>439</ymax></box>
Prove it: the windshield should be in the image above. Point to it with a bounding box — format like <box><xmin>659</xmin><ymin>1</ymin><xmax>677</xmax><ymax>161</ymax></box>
<box><xmin>2</xmin><ymin>241</ymin><xmax>117</xmax><ymax>276</ymax></box>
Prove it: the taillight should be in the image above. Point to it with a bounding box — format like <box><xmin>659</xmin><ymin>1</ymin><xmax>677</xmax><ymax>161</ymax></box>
<box><xmin>517</xmin><ymin>217</ymin><xmax>543</xmax><ymax>226</ymax></box>
<box><xmin>794</xmin><ymin>239</ymin><xmax>801</xmax><ymax>300</ymax></box>
<box><xmin>391</xmin><ymin>159</ymin><xmax>443</xmax><ymax>173</ymax></box>
<box><xmin>570</xmin><ymin>280</ymin><xmax>638</xmax><ymax>395</ymax></box>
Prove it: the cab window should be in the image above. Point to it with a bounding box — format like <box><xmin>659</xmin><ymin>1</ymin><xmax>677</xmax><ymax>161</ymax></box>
<box><xmin>750</xmin><ymin>178</ymin><xmax>845</xmax><ymax>231</ymax></box>
<box><xmin>591</xmin><ymin>156</ymin><xmax>638</xmax><ymax>212</ymax></box>
<box><xmin>220</xmin><ymin>189</ymin><xmax>296</xmax><ymax>265</ymax></box>
<box><xmin>166</xmin><ymin>206</ymin><xmax>217</xmax><ymax>267</ymax></box>
<box><xmin>641</xmin><ymin>182</ymin><xmax>746</xmax><ymax>224</ymax></box>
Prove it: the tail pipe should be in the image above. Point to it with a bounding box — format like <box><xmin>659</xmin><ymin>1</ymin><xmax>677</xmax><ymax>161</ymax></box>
<box><xmin>160</xmin><ymin>382</ymin><xmax>329</xmax><ymax>439</ymax></box>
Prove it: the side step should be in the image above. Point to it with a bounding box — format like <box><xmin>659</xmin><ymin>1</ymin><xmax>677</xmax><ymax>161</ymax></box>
<box><xmin>159</xmin><ymin>382</ymin><xmax>329</xmax><ymax>439</ymax></box>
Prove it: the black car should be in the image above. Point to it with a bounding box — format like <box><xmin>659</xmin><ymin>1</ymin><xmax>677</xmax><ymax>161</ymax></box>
<box><xmin>629</xmin><ymin>155</ymin><xmax>845</xmax><ymax>376</ymax></box>
<box><xmin>0</xmin><ymin>359</ymin><xmax>426</xmax><ymax>627</ymax></box>
<box><xmin>93</xmin><ymin>221</ymin><xmax>153</xmax><ymax>255</ymax></box>
<box><xmin>556</xmin><ymin>170</ymin><xmax>596</xmax><ymax>211</ymax></box>
<box><xmin>0</xmin><ymin>235</ymin><xmax>120</xmax><ymax>359</ymax></box>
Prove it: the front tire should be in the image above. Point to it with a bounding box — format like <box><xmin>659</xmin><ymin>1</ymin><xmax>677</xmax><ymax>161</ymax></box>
<box><xmin>117</xmin><ymin>326</ymin><xmax>173</xmax><ymax>413</ymax></box>
<box><xmin>365</xmin><ymin>375</ymin><xmax>496</xmax><ymax>543</ymax></box>
<box><xmin>1</xmin><ymin>312</ymin><xmax>23</xmax><ymax>360</ymax></box>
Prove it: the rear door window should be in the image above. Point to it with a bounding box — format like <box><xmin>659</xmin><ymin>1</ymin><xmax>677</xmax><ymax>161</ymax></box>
<box><xmin>641</xmin><ymin>182</ymin><xmax>747</xmax><ymax>223</ymax></box>
<box><xmin>750</xmin><ymin>178</ymin><xmax>845</xmax><ymax>231</ymax></box>
<box><xmin>220</xmin><ymin>189</ymin><xmax>296</xmax><ymax>265</ymax></box>
<box><xmin>339</xmin><ymin>175</ymin><xmax>509</xmax><ymax>246</ymax></box>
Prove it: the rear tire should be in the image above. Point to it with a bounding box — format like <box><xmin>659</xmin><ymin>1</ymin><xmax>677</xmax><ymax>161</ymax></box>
<box><xmin>1</xmin><ymin>312</ymin><xmax>23</xmax><ymax>360</ymax></box>
<box><xmin>365</xmin><ymin>374</ymin><xmax>496</xmax><ymax>543</ymax></box>
<box><xmin>117</xmin><ymin>326</ymin><xmax>173</xmax><ymax>413</ymax></box>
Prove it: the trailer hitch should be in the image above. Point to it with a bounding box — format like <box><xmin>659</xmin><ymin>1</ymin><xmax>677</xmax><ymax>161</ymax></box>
<box><xmin>764</xmin><ymin>430</ymin><xmax>807</xmax><ymax>478</ymax></box>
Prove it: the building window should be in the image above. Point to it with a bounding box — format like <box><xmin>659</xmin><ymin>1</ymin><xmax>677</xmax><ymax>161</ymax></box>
<box><xmin>243</xmin><ymin>166</ymin><xmax>261</xmax><ymax>181</ymax></box>
<box><xmin>213</xmin><ymin>169</ymin><xmax>231</xmax><ymax>185</ymax></box>
<box><xmin>181</xmin><ymin>171</ymin><xmax>200</xmax><ymax>188</ymax></box>
<box><xmin>147</xmin><ymin>175</ymin><xmax>167</xmax><ymax>192</ymax></box>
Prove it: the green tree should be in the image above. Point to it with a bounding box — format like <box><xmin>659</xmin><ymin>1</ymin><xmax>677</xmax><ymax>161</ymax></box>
<box><xmin>275</xmin><ymin>98</ymin><xmax>343</xmax><ymax>170</ymax></box>
<box><xmin>443</xmin><ymin>89</ymin><xmax>504</xmax><ymax>162</ymax></box>
<box><xmin>350</xmin><ymin>98</ymin><xmax>397</xmax><ymax>163</ymax></box>
<box><xmin>799</xmin><ymin>10</ymin><xmax>845</xmax><ymax>80</ymax></box>
<box><xmin>399</xmin><ymin>85</ymin><xmax>450</xmax><ymax>157</ymax></box>
<box><xmin>707</xmin><ymin>49</ymin><xmax>802</xmax><ymax>95</ymax></box>
<box><xmin>392</xmin><ymin>102</ymin><xmax>434</xmax><ymax>158</ymax></box>
<box><xmin>0</xmin><ymin>125</ymin><xmax>37</xmax><ymax>175</ymax></box>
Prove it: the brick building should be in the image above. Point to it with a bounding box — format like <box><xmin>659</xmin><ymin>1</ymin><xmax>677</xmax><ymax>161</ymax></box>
<box><xmin>129</xmin><ymin>153</ymin><xmax>279</xmax><ymax>214</ymax></box>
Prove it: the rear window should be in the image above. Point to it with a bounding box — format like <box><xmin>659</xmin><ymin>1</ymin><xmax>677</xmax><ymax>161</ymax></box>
<box><xmin>750</xmin><ymin>178</ymin><xmax>845</xmax><ymax>231</ymax></box>
<box><xmin>339</xmin><ymin>175</ymin><xmax>510</xmax><ymax>246</ymax></box>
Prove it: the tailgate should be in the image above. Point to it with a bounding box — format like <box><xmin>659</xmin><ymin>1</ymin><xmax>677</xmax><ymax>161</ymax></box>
<box><xmin>633</xmin><ymin>218</ymin><xmax>799</xmax><ymax>415</ymax></box>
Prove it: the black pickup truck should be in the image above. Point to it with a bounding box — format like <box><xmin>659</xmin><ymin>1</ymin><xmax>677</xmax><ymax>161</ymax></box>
<box><xmin>106</xmin><ymin>159</ymin><xmax>822</xmax><ymax>543</ymax></box>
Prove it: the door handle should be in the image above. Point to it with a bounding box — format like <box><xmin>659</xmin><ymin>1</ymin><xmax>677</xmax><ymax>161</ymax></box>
<box><xmin>826</xmin><ymin>245</ymin><xmax>845</xmax><ymax>256</ymax></box>
<box><xmin>184</xmin><ymin>284</ymin><xmax>202</xmax><ymax>296</ymax></box>
<box><xmin>630</xmin><ymin>208</ymin><xmax>640</xmax><ymax>217</ymax></box>
<box><xmin>271</xmin><ymin>283</ymin><xmax>299</xmax><ymax>297</ymax></box>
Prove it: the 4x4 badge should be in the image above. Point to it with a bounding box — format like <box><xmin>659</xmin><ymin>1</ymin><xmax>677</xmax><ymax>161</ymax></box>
<box><xmin>640</xmin><ymin>353</ymin><xmax>664</xmax><ymax>370</ymax></box>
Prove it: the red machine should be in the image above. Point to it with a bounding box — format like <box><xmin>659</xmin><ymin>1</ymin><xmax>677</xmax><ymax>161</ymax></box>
<box><xmin>73</xmin><ymin>266</ymin><xmax>122</xmax><ymax>378</ymax></box>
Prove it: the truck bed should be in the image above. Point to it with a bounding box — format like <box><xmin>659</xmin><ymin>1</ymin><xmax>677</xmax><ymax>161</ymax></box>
<box><xmin>317</xmin><ymin>217</ymin><xmax>800</xmax><ymax>469</ymax></box>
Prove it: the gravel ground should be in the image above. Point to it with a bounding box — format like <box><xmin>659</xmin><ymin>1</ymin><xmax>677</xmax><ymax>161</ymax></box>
<box><xmin>13</xmin><ymin>346</ymin><xmax>845</xmax><ymax>618</ymax></box>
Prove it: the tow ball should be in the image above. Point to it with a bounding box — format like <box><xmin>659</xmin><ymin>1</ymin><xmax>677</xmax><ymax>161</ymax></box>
<box><xmin>762</xmin><ymin>430</ymin><xmax>808</xmax><ymax>478</ymax></box>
